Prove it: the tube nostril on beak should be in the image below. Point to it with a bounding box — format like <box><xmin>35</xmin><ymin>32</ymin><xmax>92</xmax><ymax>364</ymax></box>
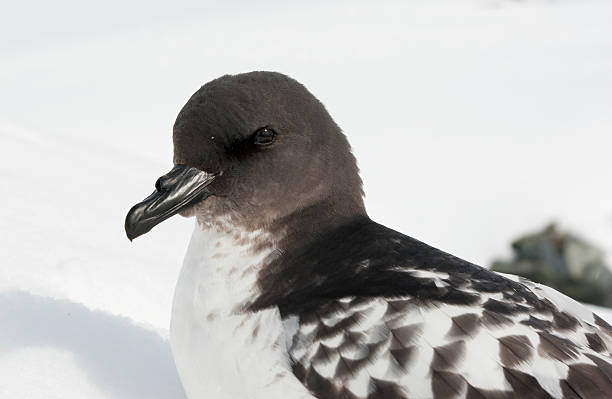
<box><xmin>155</xmin><ymin>177</ymin><xmax>164</xmax><ymax>192</ymax></box>
<box><xmin>125</xmin><ymin>165</ymin><xmax>215</xmax><ymax>241</ymax></box>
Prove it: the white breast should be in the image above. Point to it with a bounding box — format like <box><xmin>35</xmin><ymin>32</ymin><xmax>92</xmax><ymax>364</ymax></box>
<box><xmin>170</xmin><ymin>221</ymin><xmax>314</xmax><ymax>399</ymax></box>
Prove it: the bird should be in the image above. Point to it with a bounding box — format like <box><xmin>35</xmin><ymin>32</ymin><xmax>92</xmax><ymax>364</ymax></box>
<box><xmin>125</xmin><ymin>71</ymin><xmax>612</xmax><ymax>399</ymax></box>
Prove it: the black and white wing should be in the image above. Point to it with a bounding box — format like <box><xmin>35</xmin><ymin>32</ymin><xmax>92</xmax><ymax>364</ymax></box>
<box><xmin>256</xmin><ymin>220</ymin><xmax>612</xmax><ymax>398</ymax></box>
<box><xmin>284</xmin><ymin>275</ymin><xmax>612</xmax><ymax>399</ymax></box>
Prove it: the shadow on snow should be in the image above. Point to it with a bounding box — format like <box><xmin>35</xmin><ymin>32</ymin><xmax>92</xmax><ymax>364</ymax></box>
<box><xmin>0</xmin><ymin>290</ymin><xmax>186</xmax><ymax>398</ymax></box>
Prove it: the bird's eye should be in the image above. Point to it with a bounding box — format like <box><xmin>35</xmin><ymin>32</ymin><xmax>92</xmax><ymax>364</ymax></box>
<box><xmin>253</xmin><ymin>127</ymin><xmax>276</xmax><ymax>146</ymax></box>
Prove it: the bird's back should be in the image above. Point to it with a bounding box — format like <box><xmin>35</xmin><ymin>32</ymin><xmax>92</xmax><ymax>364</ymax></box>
<box><xmin>124</xmin><ymin>72</ymin><xmax>612</xmax><ymax>399</ymax></box>
<box><xmin>275</xmin><ymin>219</ymin><xmax>612</xmax><ymax>398</ymax></box>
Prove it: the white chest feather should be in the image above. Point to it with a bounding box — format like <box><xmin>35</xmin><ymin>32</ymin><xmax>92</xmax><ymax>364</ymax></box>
<box><xmin>170</xmin><ymin>222</ymin><xmax>314</xmax><ymax>399</ymax></box>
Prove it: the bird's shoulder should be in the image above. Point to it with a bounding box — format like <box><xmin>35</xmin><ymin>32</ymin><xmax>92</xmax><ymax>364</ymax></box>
<box><xmin>256</xmin><ymin>218</ymin><xmax>544</xmax><ymax>313</ymax></box>
<box><xmin>269</xmin><ymin>219</ymin><xmax>612</xmax><ymax>398</ymax></box>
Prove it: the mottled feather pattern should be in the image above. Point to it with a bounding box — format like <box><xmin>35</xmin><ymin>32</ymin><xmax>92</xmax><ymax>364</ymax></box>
<box><xmin>285</xmin><ymin>273</ymin><xmax>612</xmax><ymax>399</ymax></box>
<box><xmin>131</xmin><ymin>72</ymin><xmax>612</xmax><ymax>399</ymax></box>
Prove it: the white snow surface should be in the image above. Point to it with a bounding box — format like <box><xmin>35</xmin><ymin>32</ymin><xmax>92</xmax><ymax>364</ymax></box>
<box><xmin>1</xmin><ymin>0</ymin><xmax>612</xmax><ymax>397</ymax></box>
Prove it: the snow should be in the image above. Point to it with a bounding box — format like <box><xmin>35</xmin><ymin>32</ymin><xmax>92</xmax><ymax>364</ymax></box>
<box><xmin>0</xmin><ymin>291</ymin><xmax>184</xmax><ymax>398</ymax></box>
<box><xmin>1</xmin><ymin>0</ymin><xmax>611</xmax><ymax>397</ymax></box>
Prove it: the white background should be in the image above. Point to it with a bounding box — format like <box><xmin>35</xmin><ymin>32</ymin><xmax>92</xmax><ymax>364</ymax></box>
<box><xmin>1</xmin><ymin>1</ymin><xmax>611</xmax><ymax>397</ymax></box>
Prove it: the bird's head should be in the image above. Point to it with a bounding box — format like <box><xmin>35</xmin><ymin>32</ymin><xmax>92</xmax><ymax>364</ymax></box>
<box><xmin>125</xmin><ymin>71</ymin><xmax>365</xmax><ymax>240</ymax></box>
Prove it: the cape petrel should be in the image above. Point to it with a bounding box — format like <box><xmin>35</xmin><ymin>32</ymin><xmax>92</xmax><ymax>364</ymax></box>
<box><xmin>126</xmin><ymin>71</ymin><xmax>612</xmax><ymax>399</ymax></box>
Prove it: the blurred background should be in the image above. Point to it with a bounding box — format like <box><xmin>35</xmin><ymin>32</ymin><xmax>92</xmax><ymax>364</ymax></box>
<box><xmin>1</xmin><ymin>0</ymin><xmax>611</xmax><ymax>397</ymax></box>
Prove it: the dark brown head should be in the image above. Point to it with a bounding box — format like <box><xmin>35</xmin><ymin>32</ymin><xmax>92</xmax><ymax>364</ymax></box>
<box><xmin>125</xmin><ymin>71</ymin><xmax>365</xmax><ymax>240</ymax></box>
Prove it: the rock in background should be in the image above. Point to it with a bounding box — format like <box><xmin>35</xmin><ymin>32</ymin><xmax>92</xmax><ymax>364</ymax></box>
<box><xmin>492</xmin><ymin>224</ymin><xmax>612</xmax><ymax>307</ymax></box>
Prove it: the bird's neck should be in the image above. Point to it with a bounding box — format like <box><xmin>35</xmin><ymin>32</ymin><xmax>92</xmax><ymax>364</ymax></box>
<box><xmin>179</xmin><ymin>218</ymin><xmax>277</xmax><ymax>312</ymax></box>
<box><xmin>266</xmin><ymin>196</ymin><xmax>369</xmax><ymax>250</ymax></box>
<box><xmin>183</xmin><ymin>200</ymin><xmax>369</xmax><ymax>311</ymax></box>
<box><xmin>170</xmin><ymin>219</ymin><xmax>314</xmax><ymax>399</ymax></box>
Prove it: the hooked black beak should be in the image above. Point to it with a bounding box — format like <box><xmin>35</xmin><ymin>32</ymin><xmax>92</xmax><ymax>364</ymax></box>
<box><xmin>125</xmin><ymin>165</ymin><xmax>215</xmax><ymax>241</ymax></box>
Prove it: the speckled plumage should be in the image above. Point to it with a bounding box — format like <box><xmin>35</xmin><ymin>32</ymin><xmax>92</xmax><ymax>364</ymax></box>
<box><xmin>127</xmin><ymin>71</ymin><xmax>612</xmax><ymax>399</ymax></box>
<box><xmin>285</xmin><ymin>283</ymin><xmax>612</xmax><ymax>398</ymax></box>
<box><xmin>274</xmin><ymin>220</ymin><xmax>612</xmax><ymax>399</ymax></box>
